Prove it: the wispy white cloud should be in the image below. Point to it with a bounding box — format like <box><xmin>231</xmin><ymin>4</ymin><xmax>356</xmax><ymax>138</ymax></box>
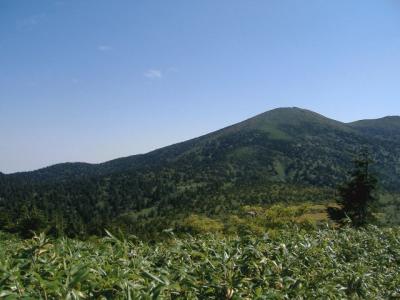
<box><xmin>16</xmin><ymin>14</ymin><xmax>45</xmax><ymax>31</ymax></box>
<box><xmin>144</xmin><ymin>69</ymin><xmax>163</xmax><ymax>79</ymax></box>
<box><xmin>98</xmin><ymin>45</ymin><xmax>112</xmax><ymax>52</ymax></box>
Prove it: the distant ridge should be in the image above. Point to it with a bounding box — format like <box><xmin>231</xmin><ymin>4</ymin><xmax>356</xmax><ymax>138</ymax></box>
<box><xmin>349</xmin><ymin>115</ymin><xmax>400</xmax><ymax>139</ymax></box>
<box><xmin>350</xmin><ymin>115</ymin><xmax>400</xmax><ymax>128</ymax></box>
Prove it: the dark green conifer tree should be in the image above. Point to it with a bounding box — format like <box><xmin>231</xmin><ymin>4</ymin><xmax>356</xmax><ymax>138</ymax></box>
<box><xmin>335</xmin><ymin>150</ymin><xmax>378</xmax><ymax>226</ymax></box>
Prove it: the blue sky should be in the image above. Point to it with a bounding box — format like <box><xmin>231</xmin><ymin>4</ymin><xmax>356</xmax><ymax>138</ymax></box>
<box><xmin>1</xmin><ymin>0</ymin><xmax>400</xmax><ymax>173</ymax></box>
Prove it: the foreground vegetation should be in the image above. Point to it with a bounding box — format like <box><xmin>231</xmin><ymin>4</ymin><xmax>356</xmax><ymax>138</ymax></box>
<box><xmin>1</xmin><ymin>225</ymin><xmax>400</xmax><ymax>299</ymax></box>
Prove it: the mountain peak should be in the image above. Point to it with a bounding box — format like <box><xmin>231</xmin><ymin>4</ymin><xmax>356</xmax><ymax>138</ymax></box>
<box><xmin>255</xmin><ymin>107</ymin><xmax>338</xmax><ymax>122</ymax></box>
<box><xmin>260</xmin><ymin>107</ymin><xmax>327</xmax><ymax>120</ymax></box>
<box><xmin>267</xmin><ymin>106</ymin><xmax>310</xmax><ymax>112</ymax></box>
<box><xmin>228</xmin><ymin>107</ymin><xmax>347</xmax><ymax>138</ymax></box>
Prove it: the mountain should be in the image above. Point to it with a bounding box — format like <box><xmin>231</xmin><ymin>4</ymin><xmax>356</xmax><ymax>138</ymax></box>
<box><xmin>1</xmin><ymin>107</ymin><xmax>400</xmax><ymax>237</ymax></box>
<box><xmin>8</xmin><ymin>107</ymin><xmax>398</xmax><ymax>187</ymax></box>
<box><xmin>349</xmin><ymin>116</ymin><xmax>400</xmax><ymax>139</ymax></box>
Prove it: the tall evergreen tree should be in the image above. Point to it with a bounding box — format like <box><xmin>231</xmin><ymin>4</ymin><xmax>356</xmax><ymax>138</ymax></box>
<box><xmin>335</xmin><ymin>150</ymin><xmax>378</xmax><ymax>226</ymax></box>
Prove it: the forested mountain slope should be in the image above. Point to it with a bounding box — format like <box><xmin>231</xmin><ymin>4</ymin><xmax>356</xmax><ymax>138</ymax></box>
<box><xmin>1</xmin><ymin>107</ymin><xmax>400</xmax><ymax>236</ymax></box>
<box><xmin>349</xmin><ymin>116</ymin><xmax>400</xmax><ymax>140</ymax></box>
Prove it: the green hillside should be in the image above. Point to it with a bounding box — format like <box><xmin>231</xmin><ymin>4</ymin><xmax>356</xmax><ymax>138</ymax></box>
<box><xmin>349</xmin><ymin>116</ymin><xmax>400</xmax><ymax>139</ymax></box>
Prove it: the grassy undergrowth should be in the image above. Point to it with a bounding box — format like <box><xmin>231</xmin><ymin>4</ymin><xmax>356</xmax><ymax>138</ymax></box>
<box><xmin>178</xmin><ymin>203</ymin><xmax>333</xmax><ymax>236</ymax></box>
<box><xmin>1</xmin><ymin>225</ymin><xmax>400</xmax><ymax>299</ymax></box>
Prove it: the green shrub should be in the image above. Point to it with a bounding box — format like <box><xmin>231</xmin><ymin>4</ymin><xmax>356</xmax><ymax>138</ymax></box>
<box><xmin>1</xmin><ymin>226</ymin><xmax>399</xmax><ymax>298</ymax></box>
<box><xmin>178</xmin><ymin>214</ymin><xmax>224</xmax><ymax>234</ymax></box>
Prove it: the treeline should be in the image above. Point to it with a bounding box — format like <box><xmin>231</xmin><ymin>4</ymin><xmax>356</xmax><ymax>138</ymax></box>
<box><xmin>0</xmin><ymin>162</ymin><xmax>334</xmax><ymax>239</ymax></box>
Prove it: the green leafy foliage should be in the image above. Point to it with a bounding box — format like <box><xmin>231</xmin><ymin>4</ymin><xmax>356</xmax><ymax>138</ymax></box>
<box><xmin>1</xmin><ymin>226</ymin><xmax>400</xmax><ymax>298</ymax></box>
